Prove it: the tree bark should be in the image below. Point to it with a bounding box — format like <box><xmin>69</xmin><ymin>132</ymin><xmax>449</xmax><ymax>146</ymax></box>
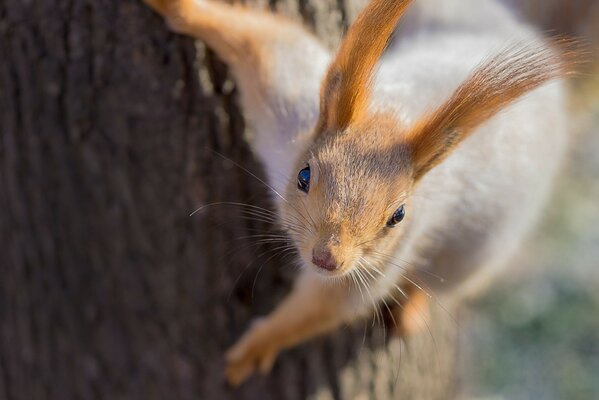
<box><xmin>0</xmin><ymin>1</ymin><xmax>457</xmax><ymax>399</ymax></box>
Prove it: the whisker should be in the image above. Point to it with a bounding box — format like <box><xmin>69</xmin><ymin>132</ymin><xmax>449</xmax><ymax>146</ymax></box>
<box><xmin>349</xmin><ymin>270</ymin><xmax>365</xmax><ymax>304</ymax></box>
<box><xmin>190</xmin><ymin>201</ymin><xmax>274</xmax><ymax>217</ymax></box>
<box><xmin>227</xmin><ymin>242</ymin><xmax>296</xmax><ymax>301</ymax></box>
<box><xmin>380</xmin><ymin>297</ymin><xmax>402</xmax><ymax>384</ymax></box>
<box><xmin>358</xmin><ymin>261</ymin><xmax>389</xmax><ymax>351</ymax></box>
<box><xmin>367</xmin><ymin>254</ymin><xmax>459</xmax><ymax>326</ymax></box>
<box><xmin>355</xmin><ymin>262</ymin><xmax>382</xmax><ymax>330</ymax></box>
<box><xmin>227</xmin><ymin>245</ymin><xmax>277</xmax><ymax>302</ymax></box>
<box><xmin>359</xmin><ymin>256</ymin><xmax>443</xmax><ymax>380</ymax></box>
<box><xmin>207</xmin><ymin>148</ymin><xmax>324</xmax><ymax>233</ymax></box>
<box><xmin>189</xmin><ymin>201</ymin><xmax>311</xmax><ymax>240</ymax></box>
<box><xmin>251</xmin><ymin>244</ymin><xmax>297</xmax><ymax>300</ymax></box>
<box><xmin>240</xmin><ymin>208</ymin><xmax>309</xmax><ymax>232</ymax></box>
<box><xmin>235</xmin><ymin>231</ymin><xmax>290</xmax><ymax>239</ymax></box>
<box><xmin>207</xmin><ymin>148</ymin><xmax>289</xmax><ymax>203</ymax></box>
<box><xmin>394</xmin><ymin>333</ymin><xmax>403</xmax><ymax>390</ymax></box>
<box><xmin>369</xmin><ymin>250</ymin><xmax>446</xmax><ymax>283</ymax></box>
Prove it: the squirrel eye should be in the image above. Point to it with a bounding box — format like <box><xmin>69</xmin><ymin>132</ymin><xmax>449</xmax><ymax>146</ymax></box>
<box><xmin>386</xmin><ymin>205</ymin><xmax>405</xmax><ymax>227</ymax></box>
<box><xmin>297</xmin><ymin>165</ymin><xmax>311</xmax><ymax>193</ymax></box>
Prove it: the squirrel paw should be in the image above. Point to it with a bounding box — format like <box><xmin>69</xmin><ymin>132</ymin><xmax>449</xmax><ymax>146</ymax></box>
<box><xmin>225</xmin><ymin>318</ymin><xmax>279</xmax><ymax>387</ymax></box>
<box><xmin>142</xmin><ymin>0</ymin><xmax>189</xmax><ymax>33</ymax></box>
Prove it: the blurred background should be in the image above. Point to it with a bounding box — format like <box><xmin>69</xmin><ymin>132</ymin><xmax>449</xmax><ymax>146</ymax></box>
<box><xmin>460</xmin><ymin>70</ymin><xmax>599</xmax><ymax>399</ymax></box>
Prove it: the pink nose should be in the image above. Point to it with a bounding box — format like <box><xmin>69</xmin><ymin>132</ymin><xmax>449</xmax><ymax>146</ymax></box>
<box><xmin>312</xmin><ymin>249</ymin><xmax>338</xmax><ymax>271</ymax></box>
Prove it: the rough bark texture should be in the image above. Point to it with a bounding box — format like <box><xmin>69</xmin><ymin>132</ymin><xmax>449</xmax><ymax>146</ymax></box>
<box><xmin>0</xmin><ymin>1</ymin><xmax>458</xmax><ymax>399</ymax></box>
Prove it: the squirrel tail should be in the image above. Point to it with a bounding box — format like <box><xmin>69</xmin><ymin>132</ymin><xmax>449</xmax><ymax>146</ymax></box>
<box><xmin>506</xmin><ymin>0</ymin><xmax>599</xmax><ymax>78</ymax></box>
<box><xmin>398</xmin><ymin>0</ymin><xmax>597</xmax><ymax>116</ymax></box>
<box><xmin>509</xmin><ymin>0</ymin><xmax>598</xmax><ymax>135</ymax></box>
<box><xmin>505</xmin><ymin>0</ymin><xmax>599</xmax><ymax>44</ymax></box>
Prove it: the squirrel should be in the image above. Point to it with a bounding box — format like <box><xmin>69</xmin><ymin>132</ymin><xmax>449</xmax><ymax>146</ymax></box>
<box><xmin>142</xmin><ymin>0</ymin><xmax>578</xmax><ymax>386</ymax></box>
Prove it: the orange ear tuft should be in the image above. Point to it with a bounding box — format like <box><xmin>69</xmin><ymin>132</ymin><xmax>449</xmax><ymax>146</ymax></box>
<box><xmin>318</xmin><ymin>0</ymin><xmax>413</xmax><ymax>134</ymax></box>
<box><xmin>406</xmin><ymin>39</ymin><xmax>582</xmax><ymax>180</ymax></box>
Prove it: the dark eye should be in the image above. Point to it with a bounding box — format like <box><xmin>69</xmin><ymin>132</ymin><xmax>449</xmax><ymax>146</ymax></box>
<box><xmin>297</xmin><ymin>165</ymin><xmax>311</xmax><ymax>193</ymax></box>
<box><xmin>386</xmin><ymin>205</ymin><xmax>405</xmax><ymax>227</ymax></box>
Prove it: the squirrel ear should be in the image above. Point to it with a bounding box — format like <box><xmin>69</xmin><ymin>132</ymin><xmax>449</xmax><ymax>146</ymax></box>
<box><xmin>317</xmin><ymin>0</ymin><xmax>413</xmax><ymax>134</ymax></box>
<box><xmin>406</xmin><ymin>40</ymin><xmax>580</xmax><ymax>180</ymax></box>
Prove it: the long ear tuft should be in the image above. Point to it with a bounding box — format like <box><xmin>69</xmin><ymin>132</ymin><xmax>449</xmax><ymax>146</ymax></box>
<box><xmin>407</xmin><ymin>38</ymin><xmax>582</xmax><ymax>180</ymax></box>
<box><xmin>318</xmin><ymin>0</ymin><xmax>413</xmax><ymax>133</ymax></box>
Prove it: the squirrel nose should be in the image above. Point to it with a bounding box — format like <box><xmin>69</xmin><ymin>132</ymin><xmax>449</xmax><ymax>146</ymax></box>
<box><xmin>312</xmin><ymin>249</ymin><xmax>338</xmax><ymax>271</ymax></box>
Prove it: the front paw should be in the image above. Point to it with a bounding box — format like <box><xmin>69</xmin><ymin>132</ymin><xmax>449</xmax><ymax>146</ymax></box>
<box><xmin>143</xmin><ymin>0</ymin><xmax>203</xmax><ymax>35</ymax></box>
<box><xmin>225</xmin><ymin>319</ymin><xmax>280</xmax><ymax>386</ymax></box>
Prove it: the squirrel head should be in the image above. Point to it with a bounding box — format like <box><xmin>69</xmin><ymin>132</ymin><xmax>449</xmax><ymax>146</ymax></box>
<box><xmin>280</xmin><ymin>0</ymin><xmax>578</xmax><ymax>277</ymax></box>
<box><xmin>283</xmin><ymin>114</ymin><xmax>414</xmax><ymax>277</ymax></box>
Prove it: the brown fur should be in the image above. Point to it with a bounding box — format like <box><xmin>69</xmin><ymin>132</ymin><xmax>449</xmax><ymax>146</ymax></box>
<box><xmin>144</xmin><ymin>0</ymin><xmax>310</xmax><ymax>69</ymax></box>
<box><xmin>405</xmin><ymin>39</ymin><xmax>581</xmax><ymax>179</ymax></box>
<box><xmin>390</xmin><ymin>283</ymin><xmax>431</xmax><ymax>337</ymax></box>
<box><xmin>318</xmin><ymin>0</ymin><xmax>413</xmax><ymax>133</ymax></box>
<box><xmin>286</xmin><ymin>114</ymin><xmax>414</xmax><ymax>276</ymax></box>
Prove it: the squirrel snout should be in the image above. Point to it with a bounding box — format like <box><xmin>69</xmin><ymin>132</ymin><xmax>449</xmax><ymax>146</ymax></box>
<box><xmin>312</xmin><ymin>249</ymin><xmax>339</xmax><ymax>271</ymax></box>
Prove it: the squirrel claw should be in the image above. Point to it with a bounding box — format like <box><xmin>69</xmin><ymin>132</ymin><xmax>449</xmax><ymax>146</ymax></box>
<box><xmin>225</xmin><ymin>318</ymin><xmax>279</xmax><ymax>386</ymax></box>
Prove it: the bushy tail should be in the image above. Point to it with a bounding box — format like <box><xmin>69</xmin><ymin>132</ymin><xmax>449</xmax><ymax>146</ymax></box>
<box><xmin>506</xmin><ymin>0</ymin><xmax>599</xmax><ymax>119</ymax></box>
<box><xmin>504</xmin><ymin>0</ymin><xmax>599</xmax><ymax>44</ymax></box>
<box><xmin>505</xmin><ymin>0</ymin><xmax>598</xmax><ymax>76</ymax></box>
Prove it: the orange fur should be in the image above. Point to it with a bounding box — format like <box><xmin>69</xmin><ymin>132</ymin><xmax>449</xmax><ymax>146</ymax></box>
<box><xmin>389</xmin><ymin>284</ymin><xmax>431</xmax><ymax>337</ymax></box>
<box><xmin>406</xmin><ymin>39</ymin><xmax>581</xmax><ymax>179</ymax></box>
<box><xmin>144</xmin><ymin>0</ymin><xmax>309</xmax><ymax>68</ymax></box>
<box><xmin>225</xmin><ymin>273</ymin><xmax>351</xmax><ymax>385</ymax></box>
<box><xmin>319</xmin><ymin>0</ymin><xmax>413</xmax><ymax>133</ymax></box>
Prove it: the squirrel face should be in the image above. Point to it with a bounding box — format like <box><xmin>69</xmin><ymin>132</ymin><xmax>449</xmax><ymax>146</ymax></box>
<box><xmin>283</xmin><ymin>114</ymin><xmax>414</xmax><ymax>277</ymax></box>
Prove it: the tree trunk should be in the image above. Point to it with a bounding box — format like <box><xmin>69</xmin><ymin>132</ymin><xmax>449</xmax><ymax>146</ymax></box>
<box><xmin>0</xmin><ymin>1</ymin><xmax>457</xmax><ymax>399</ymax></box>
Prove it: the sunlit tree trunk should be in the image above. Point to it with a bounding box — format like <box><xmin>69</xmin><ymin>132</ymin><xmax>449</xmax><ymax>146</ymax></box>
<box><xmin>0</xmin><ymin>1</ymin><xmax>458</xmax><ymax>398</ymax></box>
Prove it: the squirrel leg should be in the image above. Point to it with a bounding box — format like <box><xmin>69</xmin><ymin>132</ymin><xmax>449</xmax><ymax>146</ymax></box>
<box><xmin>143</xmin><ymin>0</ymin><xmax>302</xmax><ymax>64</ymax></box>
<box><xmin>225</xmin><ymin>271</ymin><xmax>358</xmax><ymax>386</ymax></box>
<box><xmin>387</xmin><ymin>283</ymin><xmax>432</xmax><ymax>337</ymax></box>
<box><xmin>142</xmin><ymin>0</ymin><xmax>331</xmax><ymax>195</ymax></box>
